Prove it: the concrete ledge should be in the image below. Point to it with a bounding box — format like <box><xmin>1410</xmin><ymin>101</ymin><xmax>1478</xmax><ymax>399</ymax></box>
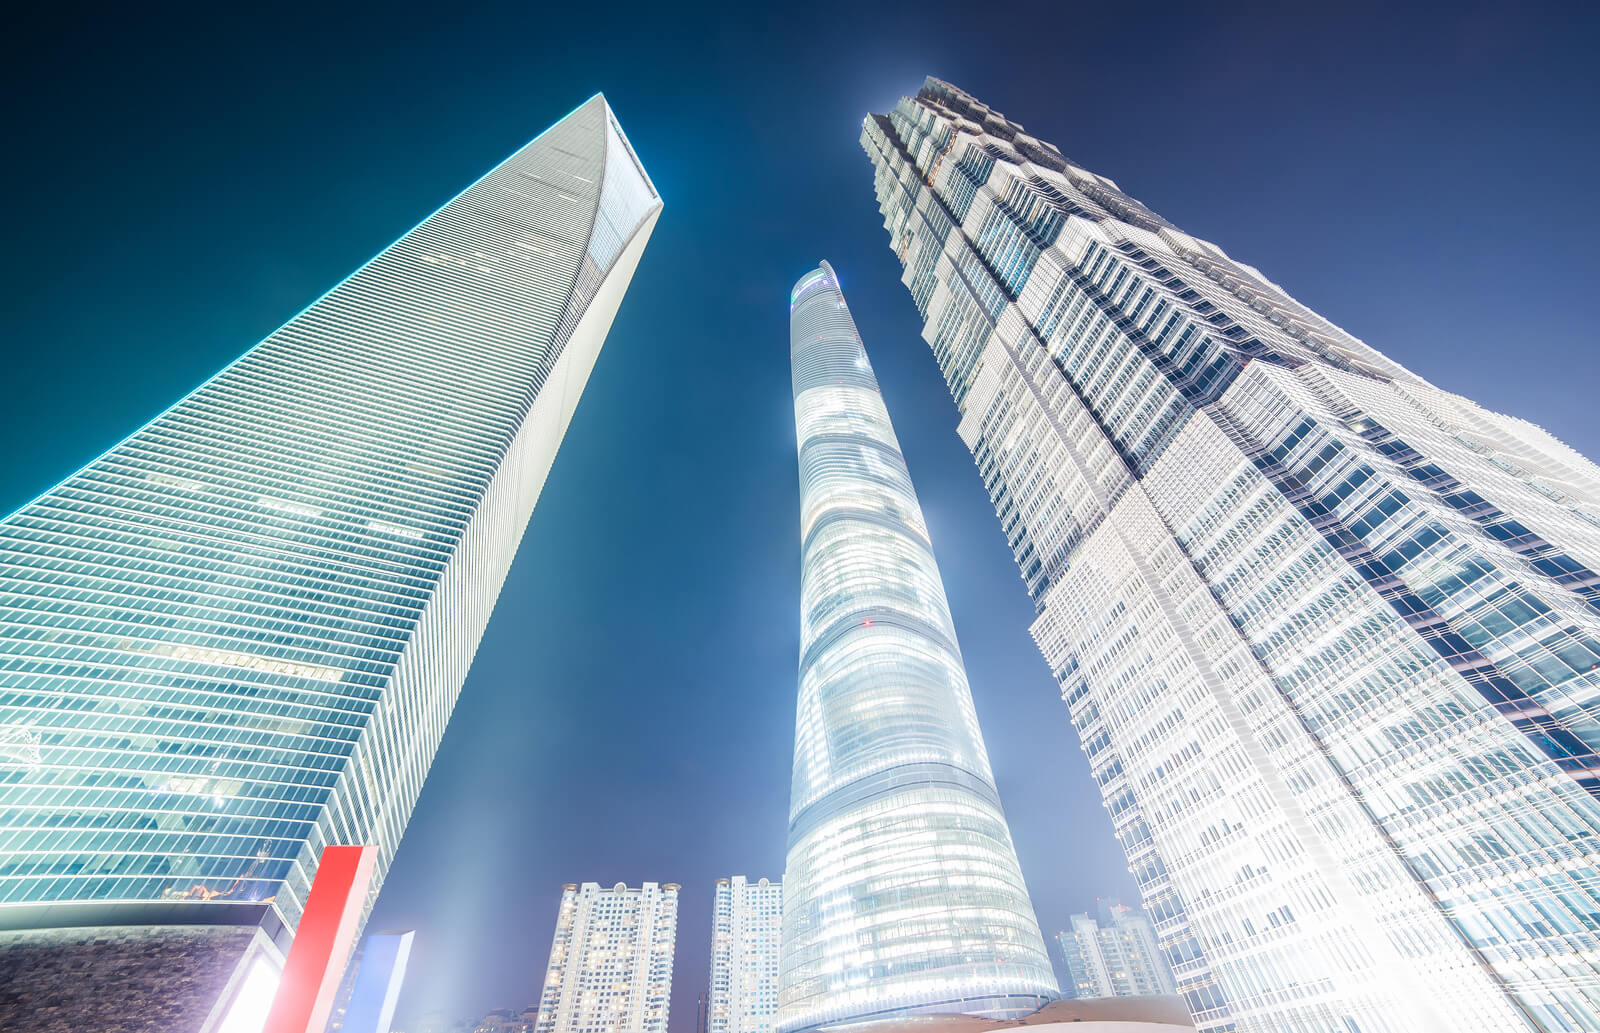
<box><xmin>0</xmin><ymin>900</ymin><xmax>288</xmax><ymax>950</ymax></box>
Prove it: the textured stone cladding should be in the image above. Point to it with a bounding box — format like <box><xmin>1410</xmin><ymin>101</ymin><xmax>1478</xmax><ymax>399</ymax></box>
<box><xmin>0</xmin><ymin>924</ymin><xmax>255</xmax><ymax>1032</ymax></box>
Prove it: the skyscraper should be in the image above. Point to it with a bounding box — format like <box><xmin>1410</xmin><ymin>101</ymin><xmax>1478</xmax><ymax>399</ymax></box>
<box><xmin>0</xmin><ymin>94</ymin><xmax>660</xmax><ymax>1030</ymax></box>
<box><xmin>1055</xmin><ymin>901</ymin><xmax>1176</xmax><ymax>1001</ymax></box>
<box><xmin>780</xmin><ymin>262</ymin><xmax>1059</xmax><ymax>1033</ymax></box>
<box><xmin>862</xmin><ymin>77</ymin><xmax>1600</xmax><ymax>1033</ymax></box>
<box><xmin>534</xmin><ymin>882</ymin><xmax>679</xmax><ymax>1033</ymax></box>
<box><xmin>707</xmin><ymin>877</ymin><xmax>783</xmax><ymax>1033</ymax></box>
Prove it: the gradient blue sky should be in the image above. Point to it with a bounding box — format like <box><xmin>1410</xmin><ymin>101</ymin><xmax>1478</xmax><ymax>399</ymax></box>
<box><xmin>3</xmin><ymin>1</ymin><xmax>1598</xmax><ymax>1027</ymax></box>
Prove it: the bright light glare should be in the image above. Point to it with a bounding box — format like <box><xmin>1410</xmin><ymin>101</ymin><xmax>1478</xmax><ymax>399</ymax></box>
<box><xmin>216</xmin><ymin>957</ymin><xmax>281</xmax><ymax>1033</ymax></box>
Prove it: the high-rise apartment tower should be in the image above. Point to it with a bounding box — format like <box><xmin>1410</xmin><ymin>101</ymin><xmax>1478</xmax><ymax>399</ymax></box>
<box><xmin>534</xmin><ymin>882</ymin><xmax>679</xmax><ymax>1033</ymax></box>
<box><xmin>707</xmin><ymin>876</ymin><xmax>782</xmax><ymax>1033</ymax></box>
<box><xmin>0</xmin><ymin>95</ymin><xmax>660</xmax><ymax>1031</ymax></box>
<box><xmin>1055</xmin><ymin>900</ymin><xmax>1176</xmax><ymax>1001</ymax></box>
<box><xmin>780</xmin><ymin>262</ymin><xmax>1059</xmax><ymax>1032</ymax></box>
<box><xmin>862</xmin><ymin>76</ymin><xmax>1600</xmax><ymax>1033</ymax></box>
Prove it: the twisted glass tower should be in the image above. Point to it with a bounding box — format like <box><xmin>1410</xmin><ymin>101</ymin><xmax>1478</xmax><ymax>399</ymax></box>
<box><xmin>0</xmin><ymin>94</ymin><xmax>659</xmax><ymax>1027</ymax></box>
<box><xmin>779</xmin><ymin>262</ymin><xmax>1058</xmax><ymax>1033</ymax></box>
<box><xmin>863</xmin><ymin>78</ymin><xmax>1600</xmax><ymax>1033</ymax></box>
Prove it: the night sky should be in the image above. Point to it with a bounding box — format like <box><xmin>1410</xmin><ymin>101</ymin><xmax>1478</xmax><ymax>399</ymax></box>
<box><xmin>4</xmin><ymin>1</ymin><xmax>1599</xmax><ymax>1028</ymax></box>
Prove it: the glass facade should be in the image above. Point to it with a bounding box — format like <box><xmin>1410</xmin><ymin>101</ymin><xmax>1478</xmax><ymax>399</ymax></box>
<box><xmin>862</xmin><ymin>77</ymin><xmax>1600</xmax><ymax>1033</ymax></box>
<box><xmin>0</xmin><ymin>96</ymin><xmax>660</xmax><ymax>932</ymax></box>
<box><xmin>779</xmin><ymin>262</ymin><xmax>1058</xmax><ymax>1032</ymax></box>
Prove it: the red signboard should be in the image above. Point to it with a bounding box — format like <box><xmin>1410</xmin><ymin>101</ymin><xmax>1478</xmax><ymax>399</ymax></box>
<box><xmin>262</xmin><ymin>845</ymin><xmax>378</xmax><ymax>1033</ymax></box>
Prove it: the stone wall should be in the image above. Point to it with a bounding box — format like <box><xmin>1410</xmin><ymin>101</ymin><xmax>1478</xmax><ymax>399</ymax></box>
<box><xmin>0</xmin><ymin>924</ymin><xmax>257</xmax><ymax>1032</ymax></box>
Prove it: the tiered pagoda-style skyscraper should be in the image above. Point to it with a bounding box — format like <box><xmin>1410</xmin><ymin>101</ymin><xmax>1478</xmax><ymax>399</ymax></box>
<box><xmin>779</xmin><ymin>262</ymin><xmax>1058</xmax><ymax>1033</ymax></box>
<box><xmin>863</xmin><ymin>77</ymin><xmax>1600</xmax><ymax>1033</ymax></box>
<box><xmin>0</xmin><ymin>95</ymin><xmax>660</xmax><ymax>1029</ymax></box>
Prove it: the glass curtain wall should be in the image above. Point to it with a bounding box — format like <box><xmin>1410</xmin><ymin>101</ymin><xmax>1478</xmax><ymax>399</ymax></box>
<box><xmin>779</xmin><ymin>262</ymin><xmax>1058</xmax><ymax>1033</ymax></box>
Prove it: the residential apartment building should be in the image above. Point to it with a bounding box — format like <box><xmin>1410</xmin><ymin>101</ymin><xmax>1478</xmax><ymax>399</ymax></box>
<box><xmin>1056</xmin><ymin>900</ymin><xmax>1176</xmax><ymax>1000</ymax></box>
<box><xmin>707</xmin><ymin>877</ymin><xmax>782</xmax><ymax>1033</ymax></box>
<box><xmin>535</xmin><ymin>882</ymin><xmax>678</xmax><ymax>1033</ymax></box>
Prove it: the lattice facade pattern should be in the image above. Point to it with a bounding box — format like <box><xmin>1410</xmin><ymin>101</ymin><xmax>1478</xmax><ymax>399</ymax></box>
<box><xmin>0</xmin><ymin>96</ymin><xmax>660</xmax><ymax>933</ymax></box>
<box><xmin>863</xmin><ymin>77</ymin><xmax>1600</xmax><ymax>1033</ymax></box>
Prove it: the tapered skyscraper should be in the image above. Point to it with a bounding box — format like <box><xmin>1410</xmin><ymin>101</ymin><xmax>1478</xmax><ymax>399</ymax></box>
<box><xmin>0</xmin><ymin>95</ymin><xmax>659</xmax><ymax>1029</ymax></box>
<box><xmin>863</xmin><ymin>77</ymin><xmax>1600</xmax><ymax>1033</ymax></box>
<box><xmin>780</xmin><ymin>262</ymin><xmax>1058</xmax><ymax>1033</ymax></box>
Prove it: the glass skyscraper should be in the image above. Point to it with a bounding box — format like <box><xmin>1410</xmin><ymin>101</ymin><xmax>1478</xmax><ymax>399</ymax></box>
<box><xmin>0</xmin><ymin>94</ymin><xmax>659</xmax><ymax>1026</ymax></box>
<box><xmin>862</xmin><ymin>77</ymin><xmax>1600</xmax><ymax>1033</ymax></box>
<box><xmin>780</xmin><ymin>262</ymin><xmax>1058</xmax><ymax>1033</ymax></box>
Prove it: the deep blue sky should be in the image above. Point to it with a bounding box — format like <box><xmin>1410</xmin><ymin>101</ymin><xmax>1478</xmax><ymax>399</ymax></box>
<box><xmin>4</xmin><ymin>1</ymin><xmax>1599</xmax><ymax>1028</ymax></box>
